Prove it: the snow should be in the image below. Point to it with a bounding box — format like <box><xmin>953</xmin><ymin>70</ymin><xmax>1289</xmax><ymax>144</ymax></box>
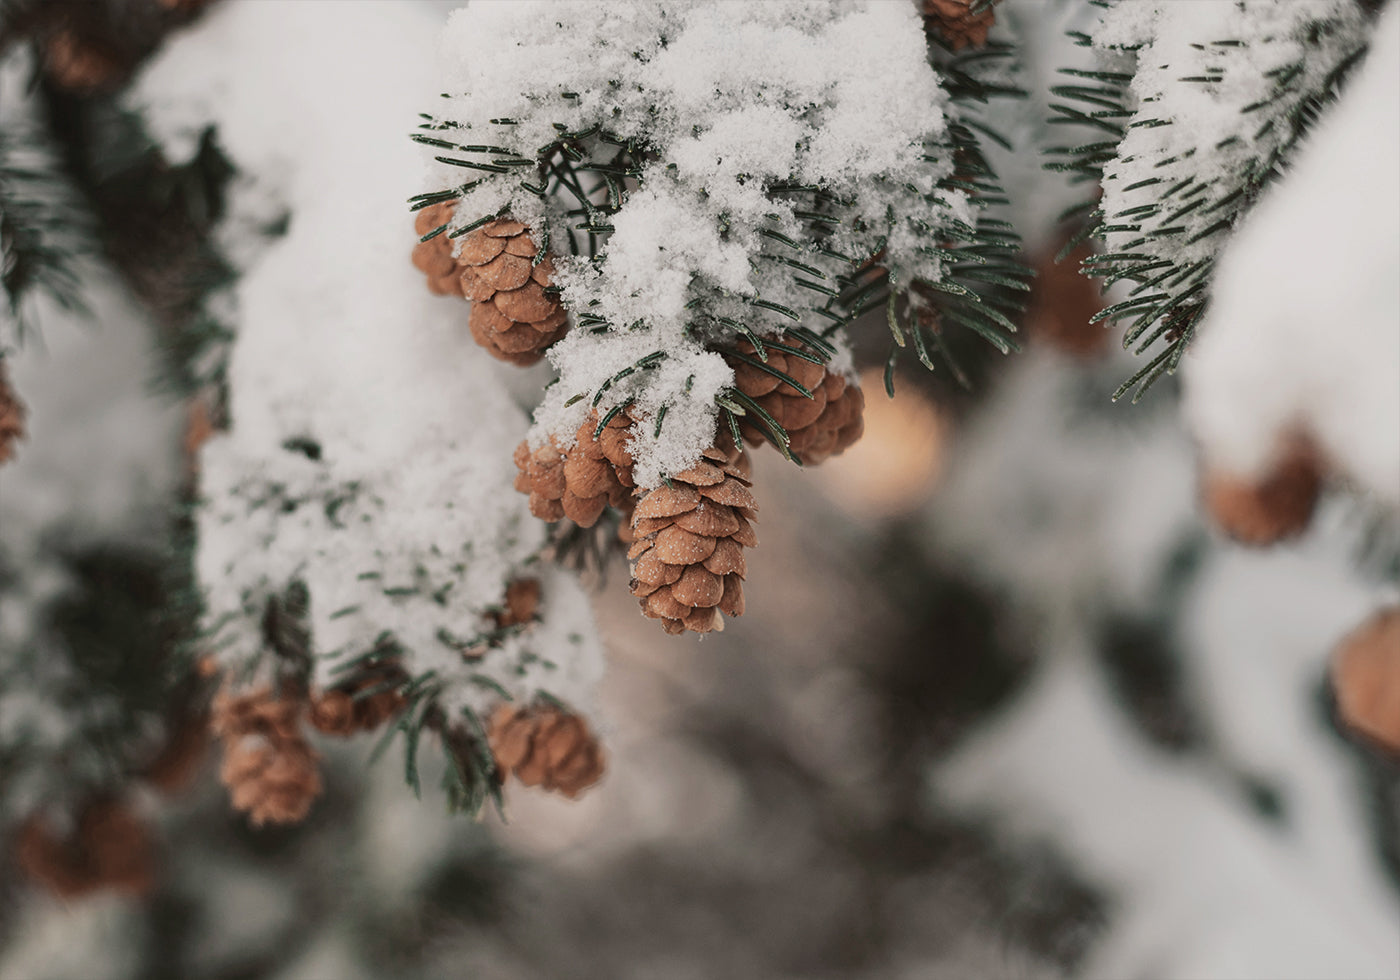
<box><xmin>426</xmin><ymin>0</ymin><xmax>966</xmax><ymax>487</ymax></box>
<box><xmin>127</xmin><ymin>1</ymin><xmax>604</xmax><ymax>721</ymax></box>
<box><xmin>1184</xmin><ymin>1</ymin><xmax>1400</xmax><ymax>505</ymax></box>
<box><xmin>1088</xmin><ymin>0</ymin><xmax>1371</xmax><ymax>314</ymax></box>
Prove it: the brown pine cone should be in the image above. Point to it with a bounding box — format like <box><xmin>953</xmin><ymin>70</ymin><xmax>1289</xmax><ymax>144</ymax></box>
<box><xmin>1202</xmin><ymin>434</ymin><xmax>1323</xmax><ymax>546</ymax></box>
<box><xmin>15</xmin><ymin>797</ymin><xmax>154</xmax><ymax>899</ymax></box>
<box><xmin>725</xmin><ymin>339</ymin><xmax>864</xmax><ymax>465</ymax></box>
<box><xmin>923</xmin><ymin>0</ymin><xmax>996</xmax><ymax>50</ymax></box>
<box><xmin>308</xmin><ymin>670</ymin><xmax>407</xmax><ymax>737</ymax></box>
<box><xmin>494</xmin><ymin>578</ymin><xmax>542</xmax><ymax>629</ymax></box>
<box><xmin>412</xmin><ymin>202</ymin><xmax>464</xmax><ymax>296</ymax></box>
<box><xmin>460</xmin><ymin>219</ymin><xmax>568</xmax><ymax>366</ymax></box>
<box><xmin>487</xmin><ymin>702</ymin><xmax>605</xmax><ymax>799</ymax></box>
<box><xmin>627</xmin><ymin>430</ymin><xmax>755</xmax><ymax>635</ymax></box>
<box><xmin>211</xmin><ymin>687</ymin><xmax>322</xmax><ymax>825</ymax></box>
<box><xmin>514</xmin><ymin>411</ymin><xmax>636</xmax><ymax>526</ymax></box>
<box><xmin>1026</xmin><ymin>240</ymin><xmax>1109</xmax><ymax>358</ymax></box>
<box><xmin>1331</xmin><ymin>607</ymin><xmax>1400</xmax><ymax>756</ymax></box>
<box><xmin>0</xmin><ymin>361</ymin><xmax>24</xmax><ymax>467</ymax></box>
<box><xmin>43</xmin><ymin>30</ymin><xmax>125</xmax><ymax>92</ymax></box>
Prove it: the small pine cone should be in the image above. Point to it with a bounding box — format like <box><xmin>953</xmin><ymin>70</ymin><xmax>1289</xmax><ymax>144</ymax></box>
<box><xmin>44</xmin><ymin>31</ymin><xmax>125</xmax><ymax>92</ymax></box>
<box><xmin>1331</xmin><ymin>607</ymin><xmax>1400</xmax><ymax>756</ymax></box>
<box><xmin>0</xmin><ymin>361</ymin><xmax>24</xmax><ymax>466</ymax></box>
<box><xmin>513</xmin><ymin>411</ymin><xmax>636</xmax><ymax>526</ymax></box>
<box><xmin>1026</xmin><ymin>240</ymin><xmax>1109</xmax><ymax>358</ymax></box>
<box><xmin>487</xmin><ymin>703</ymin><xmax>605</xmax><ymax>799</ymax></box>
<box><xmin>495</xmin><ymin>578</ymin><xmax>542</xmax><ymax>629</ymax></box>
<box><xmin>923</xmin><ymin>0</ymin><xmax>996</xmax><ymax>50</ymax></box>
<box><xmin>15</xmin><ymin>797</ymin><xmax>154</xmax><ymax>899</ymax></box>
<box><xmin>412</xmin><ymin>202</ymin><xmax>463</xmax><ymax>296</ymax></box>
<box><xmin>725</xmin><ymin>340</ymin><xmax>864</xmax><ymax>465</ymax></box>
<box><xmin>212</xmin><ymin>687</ymin><xmax>322</xmax><ymax>825</ymax></box>
<box><xmin>1202</xmin><ymin>435</ymin><xmax>1323</xmax><ymax>546</ymax></box>
<box><xmin>308</xmin><ymin>670</ymin><xmax>407</xmax><ymax>737</ymax></box>
<box><xmin>627</xmin><ymin>431</ymin><xmax>755</xmax><ymax>635</ymax></box>
<box><xmin>460</xmin><ymin>218</ymin><xmax>568</xmax><ymax>366</ymax></box>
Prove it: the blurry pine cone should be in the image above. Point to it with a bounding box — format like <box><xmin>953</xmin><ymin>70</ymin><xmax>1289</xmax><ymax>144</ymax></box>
<box><xmin>43</xmin><ymin>31</ymin><xmax>125</xmax><ymax>92</ymax></box>
<box><xmin>487</xmin><ymin>703</ymin><xmax>605</xmax><ymax>798</ymax></box>
<box><xmin>460</xmin><ymin>218</ymin><xmax>568</xmax><ymax>366</ymax></box>
<box><xmin>308</xmin><ymin>666</ymin><xmax>407</xmax><ymax>737</ymax></box>
<box><xmin>514</xmin><ymin>410</ymin><xmax>636</xmax><ymax>526</ymax></box>
<box><xmin>211</xmin><ymin>687</ymin><xmax>322</xmax><ymax>825</ymax></box>
<box><xmin>494</xmin><ymin>578</ymin><xmax>542</xmax><ymax>629</ymax></box>
<box><xmin>0</xmin><ymin>361</ymin><xmax>24</xmax><ymax>466</ymax></box>
<box><xmin>412</xmin><ymin>202</ymin><xmax>464</xmax><ymax>296</ymax></box>
<box><xmin>725</xmin><ymin>339</ymin><xmax>864</xmax><ymax>465</ymax></box>
<box><xmin>627</xmin><ymin>430</ymin><xmax>755</xmax><ymax>635</ymax></box>
<box><xmin>1331</xmin><ymin>607</ymin><xmax>1400</xmax><ymax>756</ymax></box>
<box><xmin>16</xmin><ymin>797</ymin><xmax>154</xmax><ymax>899</ymax></box>
<box><xmin>1201</xmin><ymin>434</ymin><xmax>1323</xmax><ymax>546</ymax></box>
<box><xmin>923</xmin><ymin>0</ymin><xmax>996</xmax><ymax>50</ymax></box>
<box><xmin>1026</xmin><ymin>240</ymin><xmax>1109</xmax><ymax>358</ymax></box>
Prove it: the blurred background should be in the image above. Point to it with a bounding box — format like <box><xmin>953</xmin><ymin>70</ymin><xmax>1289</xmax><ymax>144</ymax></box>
<box><xmin>1</xmin><ymin>2</ymin><xmax>1397</xmax><ymax>979</ymax></box>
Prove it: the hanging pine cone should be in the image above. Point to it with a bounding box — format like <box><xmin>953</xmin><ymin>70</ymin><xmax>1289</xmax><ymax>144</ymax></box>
<box><xmin>725</xmin><ymin>339</ymin><xmax>865</xmax><ymax>465</ymax></box>
<box><xmin>487</xmin><ymin>702</ymin><xmax>605</xmax><ymax>798</ymax></box>
<box><xmin>43</xmin><ymin>30</ymin><xmax>125</xmax><ymax>92</ymax></box>
<box><xmin>1202</xmin><ymin>434</ymin><xmax>1323</xmax><ymax>546</ymax></box>
<box><xmin>1331</xmin><ymin>607</ymin><xmax>1400</xmax><ymax>756</ymax></box>
<box><xmin>514</xmin><ymin>410</ymin><xmax>636</xmax><ymax>526</ymax></box>
<box><xmin>211</xmin><ymin>687</ymin><xmax>322</xmax><ymax>825</ymax></box>
<box><xmin>1026</xmin><ymin>240</ymin><xmax>1109</xmax><ymax>358</ymax></box>
<box><xmin>459</xmin><ymin>218</ymin><xmax>568</xmax><ymax>366</ymax></box>
<box><xmin>627</xmin><ymin>429</ymin><xmax>755</xmax><ymax>635</ymax></box>
<box><xmin>923</xmin><ymin>0</ymin><xmax>996</xmax><ymax>51</ymax></box>
<box><xmin>0</xmin><ymin>361</ymin><xmax>24</xmax><ymax>466</ymax></box>
<box><xmin>412</xmin><ymin>202</ymin><xmax>464</xmax><ymax>296</ymax></box>
<box><xmin>15</xmin><ymin>796</ymin><xmax>154</xmax><ymax>899</ymax></box>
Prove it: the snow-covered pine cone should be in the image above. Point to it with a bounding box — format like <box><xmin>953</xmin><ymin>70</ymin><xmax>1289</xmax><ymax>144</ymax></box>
<box><xmin>923</xmin><ymin>0</ymin><xmax>996</xmax><ymax>51</ymax></box>
<box><xmin>1201</xmin><ymin>433</ymin><xmax>1323</xmax><ymax>546</ymax></box>
<box><xmin>513</xmin><ymin>410</ymin><xmax>636</xmax><ymax>527</ymax></box>
<box><xmin>307</xmin><ymin>671</ymin><xmax>407</xmax><ymax>737</ymax></box>
<box><xmin>725</xmin><ymin>339</ymin><xmax>865</xmax><ymax>465</ymax></box>
<box><xmin>0</xmin><ymin>360</ymin><xmax>25</xmax><ymax>466</ymax></box>
<box><xmin>493</xmin><ymin>578</ymin><xmax>542</xmax><ymax>629</ymax></box>
<box><xmin>627</xmin><ymin>430</ymin><xmax>755</xmax><ymax>635</ymax></box>
<box><xmin>411</xmin><ymin>202</ymin><xmax>464</xmax><ymax>296</ymax></box>
<box><xmin>211</xmin><ymin>687</ymin><xmax>322</xmax><ymax>825</ymax></box>
<box><xmin>459</xmin><ymin>218</ymin><xmax>569</xmax><ymax>366</ymax></box>
<box><xmin>487</xmin><ymin>702</ymin><xmax>605</xmax><ymax>799</ymax></box>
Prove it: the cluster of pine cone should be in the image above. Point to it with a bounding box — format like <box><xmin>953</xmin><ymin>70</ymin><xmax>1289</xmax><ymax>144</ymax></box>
<box><xmin>414</xmin><ymin>207</ymin><xmax>866</xmax><ymax>636</ymax></box>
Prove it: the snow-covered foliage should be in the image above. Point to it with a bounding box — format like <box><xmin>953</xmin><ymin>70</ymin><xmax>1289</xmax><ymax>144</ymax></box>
<box><xmin>1050</xmin><ymin>0</ymin><xmax>1375</xmax><ymax>399</ymax></box>
<box><xmin>0</xmin><ymin>272</ymin><xmax>184</xmax><ymax>822</ymax></box>
<box><xmin>1185</xmin><ymin>1</ymin><xmax>1400</xmax><ymax>507</ymax></box>
<box><xmin>929</xmin><ymin>350</ymin><xmax>1400</xmax><ymax>979</ymax></box>
<box><xmin>127</xmin><ymin>0</ymin><xmax>605</xmax><ymax>802</ymax></box>
<box><xmin>422</xmin><ymin>0</ymin><xmax>1017</xmax><ymax>487</ymax></box>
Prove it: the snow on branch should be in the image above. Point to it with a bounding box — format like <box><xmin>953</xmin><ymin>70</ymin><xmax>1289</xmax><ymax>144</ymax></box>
<box><xmin>1048</xmin><ymin>0</ymin><xmax>1374</xmax><ymax>400</ymax></box>
<box><xmin>421</xmin><ymin>0</ymin><xmax>1022</xmax><ymax>487</ymax></box>
<box><xmin>1184</xmin><ymin>1</ymin><xmax>1400</xmax><ymax>510</ymax></box>
<box><xmin>129</xmin><ymin>1</ymin><xmax>606</xmax><ymax>817</ymax></box>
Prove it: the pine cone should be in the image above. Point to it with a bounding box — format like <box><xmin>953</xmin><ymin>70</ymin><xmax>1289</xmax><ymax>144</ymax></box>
<box><xmin>211</xmin><ymin>687</ymin><xmax>322</xmax><ymax>825</ymax></box>
<box><xmin>494</xmin><ymin>578</ymin><xmax>542</xmax><ymax>629</ymax></box>
<box><xmin>725</xmin><ymin>339</ymin><xmax>864</xmax><ymax>465</ymax></box>
<box><xmin>43</xmin><ymin>30</ymin><xmax>125</xmax><ymax>92</ymax></box>
<box><xmin>1202</xmin><ymin>434</ymin><xmax>1323</xmax><ymax>546</ymax></box>
<box><xmin>308</xmin><ymin>669</ymin><xmax>407</xmax><ymax>737</ymax></box>
<box><xmin>487</xmin><ymin>703</ymin><xmax>605</xmax><ymax>798</ymax></box>
<box><xmin>514</xmin><ymin>411</ymin><xmax>636</xmax><ymax>526</ymax></box>
<box><xmin>627</xmin><ymin>430</ymin><xmax>755</xmax><ymax>635</ymax></box>
<box><xmin>460</xmin><ymin>219</ymin><xmax>568</xmax><ymax>366</ymax></box>
<box><xmin>1026</xmin><ymin>240</ymin><xmax>1109</xmax><ymax>358</ymax></box>
<box><xmin>15</xmin><ymin>797</ymin><xmax>154</xmax><ymax>899</ymax></box>
<box><xmin>412</xmin><ymin>202</ymin><xmax>464</xmax><ymax>296</ymax></box>
<box><xmin>0</xmin><ymin>361</ymin><xmax>24</xmax><ymax>467</ymax></box>
<box><xmin>1331</xmin><ymin>607</ymin><xmax>1400</xmax><ymax>756</ymax></box>
<box><xmin>923</xmin><ymin>0</ymin><xmax>996</xmax><ymax>51</ymax></box>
